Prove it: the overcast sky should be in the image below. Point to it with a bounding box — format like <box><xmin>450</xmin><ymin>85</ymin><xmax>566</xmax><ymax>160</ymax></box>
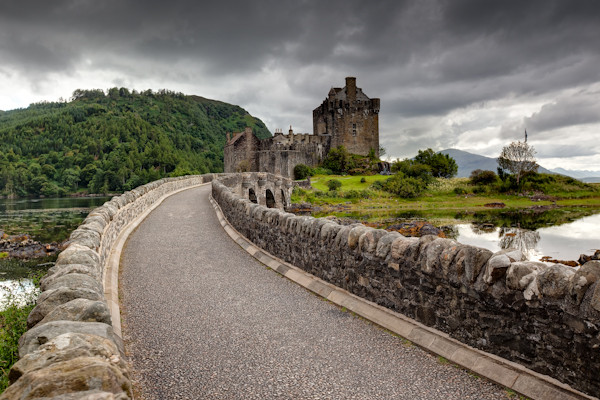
<box><xmin>1</xmin><ymin>0</ymin><xmax>600</xmax><ymax>171</ymax></box>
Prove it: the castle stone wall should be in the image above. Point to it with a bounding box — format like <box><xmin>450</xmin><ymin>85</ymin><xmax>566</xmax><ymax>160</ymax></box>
<box><xmin>312</xmin><ymin>77</ymin><xmax>380</xmax><ymax>156</ymax></box>
<box><xmin>212</xmin><ymin>178</ymin><xmax>600</xmax><ymax>398</ymax></box>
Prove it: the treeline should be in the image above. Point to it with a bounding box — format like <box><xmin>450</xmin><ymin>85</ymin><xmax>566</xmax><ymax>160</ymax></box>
<box><xmin>0</xmin><ymin>88</ymin><xmax>271</xmax><ymax>197</ymax></box>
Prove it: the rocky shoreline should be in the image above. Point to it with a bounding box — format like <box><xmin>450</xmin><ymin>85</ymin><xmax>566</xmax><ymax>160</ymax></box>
<box><xmin>0</xmin><ymin>231</ymin><xmax>64</xmax><ymax>259</ymax></box>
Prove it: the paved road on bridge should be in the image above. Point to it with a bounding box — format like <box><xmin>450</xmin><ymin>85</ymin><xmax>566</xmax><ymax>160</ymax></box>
<box><xmin>120</xmin><ymin>185</ymin><xmax>507</xmax><ymax>399</ymax></box>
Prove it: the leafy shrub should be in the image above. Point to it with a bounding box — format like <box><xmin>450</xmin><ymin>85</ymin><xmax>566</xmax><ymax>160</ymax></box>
<box><xmin>370</xmin><ymin>180</ymin><xmax>384</xmax><ymax>190</ymax></box>
<box><xmin>453</xmin><ymin>187</ymin><xmax>467</xmax><ymax>195</ymax></box>
<box><xmin>294</xmin><ymin>164</ymin><xmax>313</xmax><ymax>180</ymax></box>
<box><xmin>322</xmin><ymin>146</ymin><xmax>355</xmax><ymax>175</ymax></box>
<box><xmin>391</xmin><ymin>159</ymin><xmax>433</xmax><ymax>184</ymax></box>
<box><xmin>383</xmin><ymin>174</ymin><xmax>426</xmax><ymax>198</ymax></box>
<box><xmin>414</xmin><ymin>149</ymin><xmax>458</xmax><ymax>178</ymax></box>
<box><xmin>470</xmin><ymin>169</ymin><xmax>498</xmax><ymax>185</ymax></box>
<box><xmin>327</xmin><ymin>179</ymin><xmax>342</xmax><ymax>191</ymax></box>
<box><xmin>360</xmin><ymin>177</ymin><xmax>366</xmax><ymax>183</ymax></box>
<box><xmin>292</xmin><ymin>186</ymin><xmax>307</xmax><ymax>196</ymax></box>
<box><xmin>344</xmin><ymin>189</ymin><xmax>372</xmax><ymax>199</ymax></box>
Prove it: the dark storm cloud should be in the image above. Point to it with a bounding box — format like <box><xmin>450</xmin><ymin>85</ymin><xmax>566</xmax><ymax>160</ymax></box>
<box><xmin>525</xmin><ymin>89</ymin><xmax>600</xmax><ymax>132</ymax></box>
<box><xmin>1</xmin><ymin>0</ymin><xmax>600</xmax><ymax>166</ymax></box>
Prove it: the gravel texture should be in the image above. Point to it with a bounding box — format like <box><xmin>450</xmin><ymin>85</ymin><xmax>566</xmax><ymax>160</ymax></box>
<box><xmin>120</xmin><ymin>185</ymin><xmax>509</xmax><ymax>400</ymax></box>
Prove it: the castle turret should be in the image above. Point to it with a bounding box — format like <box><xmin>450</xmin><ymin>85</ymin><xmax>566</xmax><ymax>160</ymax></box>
<box><xmin>312</xmin><ymin>77</ymin><xmax>379</xmax><ymax>157</ymax></box>
<box><xmin>346</xmin><ymin>77</ymin><xmax>356</xmax><ymax>102</ymax></box>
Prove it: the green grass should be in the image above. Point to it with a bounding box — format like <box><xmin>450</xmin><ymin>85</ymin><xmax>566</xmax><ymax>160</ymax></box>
<box><xmin>0</xmin><ymin>273</ymin><xmax>42</xmax><ymax>393</ymax></box>
<box><xmin>310</xmin><ymin>174</ymin><xmax>389</xmax><ymax>192</ymax></box>
<box><xmin>290</xmin><ymin>175</ymin><xmax>600</xmax><ymax>228</ymax></box>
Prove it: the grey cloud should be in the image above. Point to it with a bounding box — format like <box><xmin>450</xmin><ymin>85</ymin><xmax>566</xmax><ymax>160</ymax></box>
<box><xmin>1</xmin><ymin>0</ymin><xmax>600</xmax><ymax>168</ymax></box>
<box><xmin>526</xmin><ymin>90</ymin><xmax>600</xmax><ymax>133</ymax></box>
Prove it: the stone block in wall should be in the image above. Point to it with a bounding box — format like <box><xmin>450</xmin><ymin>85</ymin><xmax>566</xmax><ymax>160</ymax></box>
<box><xmin>56</xmin><ymin>244</ymin><xmax>100</xmax><ymax>270</ymax></box>
<box><xmin>537</xmin><ymin>264</ymin><xmax>575</xmax><ymax>299</ymax></box>
<box><xmin>569</xmin><ymin>260</ymin><xmax>600</xmax><ymax>305</ymax></box>
<box><xmin>41</xmin><ymin>264</ymin><xmax>102</xmax><ymax>287</ymax></box>
<box><xmin>39</xmin><ymin>299</ymin><xmax>111</xmax><ymax>326</ymax></box>
<box><xmin>27</xmin><ymin>286</ymin><xmax>104</xmax><ymax>328</ymax></box>
<box><xmin>348</xmin><ymin>225</ymin><xmax>370</xmax><ymax>250</ymax></box>
<box><xmin>0</xmin><ymin>356</ymin><xmax>131</xmax><ymax>400</ymax></box>
<box><xmin>19</xmin><ymin>321</ymin><xmax>121</xmax><ymax>358</ymax></box>
<box><xmin>374</xmin><ymin>231</ymin><xmax>403</xmax><ymax>260</ymax></box>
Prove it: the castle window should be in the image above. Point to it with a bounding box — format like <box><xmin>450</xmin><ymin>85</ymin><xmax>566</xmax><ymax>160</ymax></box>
<box><xmin>352</xmin><ymin>123</ymin><xmax>357</xmax><ymax>136</ymax></box>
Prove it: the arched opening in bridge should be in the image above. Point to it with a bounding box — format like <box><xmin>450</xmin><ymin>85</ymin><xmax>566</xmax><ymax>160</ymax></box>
<box><xmin>280</xmin><ymin>189</ymin><xmax>287</xmax><ymax>208</ymax></box>
<box><xmin>266</xmin><ymin>189</ymin><xmax>276</xmax><ymax>208</ymax></box>
<box><xmin>248</xmin><ymin>188</ymin><xmax>258</xmax><ymax>204</ymax></box>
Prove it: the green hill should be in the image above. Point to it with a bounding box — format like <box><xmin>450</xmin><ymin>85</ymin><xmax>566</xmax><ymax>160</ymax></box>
<box><xmin>0</xmin><ymin>88</ymin><xmax>271</xmax><ymax>197</ymax></box>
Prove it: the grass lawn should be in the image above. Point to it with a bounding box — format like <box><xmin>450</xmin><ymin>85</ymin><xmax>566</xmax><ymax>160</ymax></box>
<box><xmin>292</xmin><ymin>175</ymin><xmax>600</xmax><ymax>224</ymax></box>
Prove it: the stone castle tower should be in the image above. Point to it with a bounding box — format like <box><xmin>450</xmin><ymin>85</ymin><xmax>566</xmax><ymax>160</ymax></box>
<box><xmin>313</xmin><ymin>77</ymin><xmax>380</xmax><ymax>157</ymax></box>
<box><xmin>224</xmin><ymin>77</ymin><xmax>380</xmax><ymax>178</ymax></box>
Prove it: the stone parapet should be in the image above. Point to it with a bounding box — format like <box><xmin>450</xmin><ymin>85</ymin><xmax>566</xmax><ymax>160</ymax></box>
<box><xmin>2</xmin><ymin>175</ymin><xmax>213</xmax><ymax>399</ymax></box>
<box><xmin>212</xmin><ymin>178</ymin><xmax>600</xmax><ymax>398</ymax></box>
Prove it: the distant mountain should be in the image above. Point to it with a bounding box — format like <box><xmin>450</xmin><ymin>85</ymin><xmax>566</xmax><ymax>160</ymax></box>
<box><xmin>582</xmin><ymin>177</ymin><xmax>600</xmax><ymax>183</ymax></box>
<box><xmin>550</xmin><ymin>167</ymin><xmax>600</xmax><ymax>180</ymax></box>
<box><xmin>439</xmin><ymin>149</ymin><xmax>553</xmax><ymax>178</ymax></box>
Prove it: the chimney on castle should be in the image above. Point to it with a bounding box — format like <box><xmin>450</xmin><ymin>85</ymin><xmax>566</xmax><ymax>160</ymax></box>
<box><xmin>289</xmin><ymin>125</ymin><xmax>293</xmax><ymax>135</ymax></box>
<box><xmin>346</xmin><ymin>77</ymin><xmax>356</xmax><ymax>102</ymax></box>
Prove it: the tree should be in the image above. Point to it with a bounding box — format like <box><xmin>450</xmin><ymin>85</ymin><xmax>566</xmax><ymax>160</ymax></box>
<box><xmin>497</xmin><ymin>141</ymin><xmax>538</xmax><ymax>186</ymax></box>
<box><xmin>322</xmin><ymin>146</ymin><xmax>353</xmax><ymax>175</ymax></box>
<box><xmin>414</xmin><ymin>149</ymin><xmax>458</xmax><ymax>178</ymax></box>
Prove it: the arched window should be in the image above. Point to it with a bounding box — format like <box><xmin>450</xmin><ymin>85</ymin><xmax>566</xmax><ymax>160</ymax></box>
<box><xmin>249</xmin><ymin>188</ymin><xmax>258</xmax><ymax>204</ymax></box>
<box><xmin>265</xmin><ymin>189</ymin><xmax>276</xmax><ymax>208</ymax></box>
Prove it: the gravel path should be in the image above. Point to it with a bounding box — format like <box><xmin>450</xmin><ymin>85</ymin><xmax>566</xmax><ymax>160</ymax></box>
<box><xmin>120</xmin><ymin>185</ymin><xmax>509</xmax><ymax>400</ymax></box>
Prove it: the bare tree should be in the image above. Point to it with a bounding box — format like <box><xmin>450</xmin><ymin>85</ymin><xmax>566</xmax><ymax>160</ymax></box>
<box><xmin>497</xmin><ymin>141</ymin><xmax>538</xmax><ymax>186</ymax></box>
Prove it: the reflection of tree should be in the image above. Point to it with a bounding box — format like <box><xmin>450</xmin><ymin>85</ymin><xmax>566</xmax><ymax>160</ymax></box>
<box><xmin>499</xmin><ymin>227</ymin><xmax>540</xmax><ymax>256</ymax></box>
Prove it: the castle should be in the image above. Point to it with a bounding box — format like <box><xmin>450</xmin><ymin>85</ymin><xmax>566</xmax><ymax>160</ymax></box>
<box><xmin>224</xmin><ymin>77</ymin><xmax>380</xmax><ymax>178</ymax></box>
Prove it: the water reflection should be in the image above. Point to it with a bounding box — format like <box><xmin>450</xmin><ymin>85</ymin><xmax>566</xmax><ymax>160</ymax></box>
<box><xmin>457</xmin><ymin>213</ymin><xmax>600</xmax><ymax>262</ymax></box>
<box><xmin>0</xmin><ymin>279</ymin><xmax>36</xmax><ymax>310</ymax></box>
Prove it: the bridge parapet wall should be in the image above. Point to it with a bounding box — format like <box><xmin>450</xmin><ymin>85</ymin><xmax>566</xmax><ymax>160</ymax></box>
<box><xmin>212</xmin><ymin>179</ymin><xmax>600</xmax><ymax>398</ymax></box>
<box><xmin>2</xmin><ymin>174</ymin><xmax>214</xmax><ymax>399</ymax></box>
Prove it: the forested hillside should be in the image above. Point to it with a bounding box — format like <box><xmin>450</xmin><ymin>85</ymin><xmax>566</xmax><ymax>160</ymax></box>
<box><xmin>0</xmin><ymin>88</ymin><xmax>271</xmax><ymax>197</ymax></box>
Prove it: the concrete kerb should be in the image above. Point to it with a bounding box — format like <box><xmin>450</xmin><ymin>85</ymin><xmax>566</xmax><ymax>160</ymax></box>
<box><xmin>105</xmin><ymin>182</ymin><xmax>209</xmax><ymax>338</ymax></box>
<box><xmin>208</xmin><ymin>194</ymin><xmax>596</xmax><ymax>400</ymax></box>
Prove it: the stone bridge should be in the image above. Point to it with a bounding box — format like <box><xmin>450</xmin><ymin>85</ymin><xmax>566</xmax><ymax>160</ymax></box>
<box><xmin>2</xmin><ymin>173</ymin><xmax>599</xmax><ymax>400</ymax></box>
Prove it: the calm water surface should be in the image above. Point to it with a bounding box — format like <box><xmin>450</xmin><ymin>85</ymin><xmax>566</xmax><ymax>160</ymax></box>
<box><xmin>1</xmin><ymin>196</ymin><xmax>110</xmax><ymax>305</ymax></box>
<box><xmin>455</xmin><ymin>213</ymin><xmax>600</xmax><ymax>262</ymax></box>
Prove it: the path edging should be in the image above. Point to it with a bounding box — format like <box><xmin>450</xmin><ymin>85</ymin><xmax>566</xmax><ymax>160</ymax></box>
<box><xmin>209</xmin><ymin>194</ymin><xmax>596</xmax><ymax>400</ymax></box>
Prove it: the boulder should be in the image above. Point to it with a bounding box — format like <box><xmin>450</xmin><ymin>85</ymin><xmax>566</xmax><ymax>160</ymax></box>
<box><xmin>39</xmin><ymin>299</ymin><xmax>111</xmax><ymax>326</ymax></box>
<box><xmin>386</xmin><ymin>221</ymin><xmax>445</xmax><ymax>237</ymax></box>
<box><xmin>19</xmin><ymin>321</ymin><xmax>121</xmax><ymax>358</ymax></box>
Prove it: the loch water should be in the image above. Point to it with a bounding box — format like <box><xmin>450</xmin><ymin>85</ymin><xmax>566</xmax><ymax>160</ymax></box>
<box><xmin>0</xmin><ymin>196</ymin><xmax>110</xmax><ymax>306</ymax></box>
